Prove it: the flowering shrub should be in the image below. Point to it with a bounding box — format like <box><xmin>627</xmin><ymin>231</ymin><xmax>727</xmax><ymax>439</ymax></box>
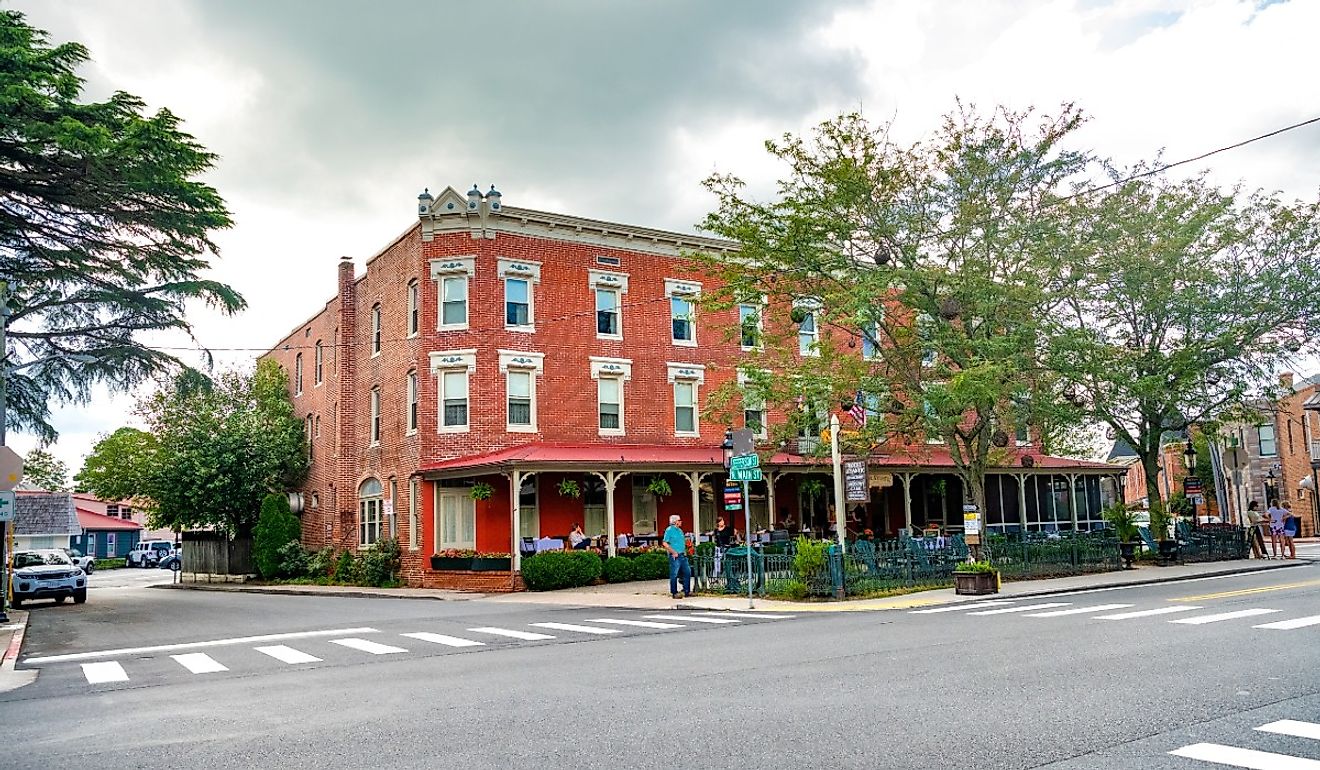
<box><xmin>475</xmin><ymin>552</ymin><xmax>511</xmax><ymax>559</ymax></box>
<box><xmin>434</xmin><ymin>548</ymin><xmax>477</xmax><ymax>559</ymax></box>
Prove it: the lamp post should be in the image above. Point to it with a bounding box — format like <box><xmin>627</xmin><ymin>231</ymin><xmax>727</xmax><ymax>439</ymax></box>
<box><xmin>1183</xmin><ymin>443</ymin><xmax>1198</xmax><ymax>530</ymax></box>
<box><xmin>1265</xmin><ymin>469</ymin><xmax>1279</xmax><ymax>507</ymax></box>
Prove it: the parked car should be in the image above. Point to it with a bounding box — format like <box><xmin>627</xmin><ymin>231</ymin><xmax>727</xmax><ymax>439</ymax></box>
<box><xmin>157</xmin><ymin>553</ymin><xmax>181</xmax><ymax>572</ymax></box>
<box><xmin>126</xmin><ymin>540</ymin><xmax>177</xmax><ymax>568</ymax></box>
<box><xmin>10</xmin><ymin>549</ymin><xmax>87</xmax><ymax>608</ymax></box>
<box><xmin>62</xmin><ymin>547</ymin><xmax>95</xmax><ymax>574</ymax></box>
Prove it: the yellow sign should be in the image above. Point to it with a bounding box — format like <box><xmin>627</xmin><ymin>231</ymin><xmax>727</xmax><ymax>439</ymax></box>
<box><xmin>869</xmin><ymin>471</ymin><xmax>893</xmax><ymax>489</ymax></box>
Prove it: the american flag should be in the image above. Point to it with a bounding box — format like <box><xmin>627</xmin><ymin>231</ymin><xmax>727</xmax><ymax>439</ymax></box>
<box><xmin>848</xmin><ymin>390</ymin><xmax>867</xmax><ymax>426</ymax></box>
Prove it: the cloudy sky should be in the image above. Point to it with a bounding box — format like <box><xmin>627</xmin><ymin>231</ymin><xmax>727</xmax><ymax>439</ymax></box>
<box><xmin>9</xmin><ymin>0</ymin><xmax>1319</xmax><ymax>473</ymax></box>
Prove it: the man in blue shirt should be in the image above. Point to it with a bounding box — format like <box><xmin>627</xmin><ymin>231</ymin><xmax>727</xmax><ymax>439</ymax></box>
<box><xmin>662</xmin><ymin>514</ymin><xmax>691</xmax><ymax>599</ymax></box>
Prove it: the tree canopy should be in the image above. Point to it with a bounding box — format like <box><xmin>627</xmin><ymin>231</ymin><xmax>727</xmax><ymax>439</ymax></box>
<box><xmin>0</xmin><ymin>10</ymin><xmax>244</xmax><ymax>441</ymax></box>
<box><xmin>22</xmin><ymin>445</ymin><xmax>68</xmax><ymax>491</ymax></box>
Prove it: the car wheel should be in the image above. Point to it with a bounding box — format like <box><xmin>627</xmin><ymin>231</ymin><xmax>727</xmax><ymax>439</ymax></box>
<box><xmin>73</xmin><ymin>590</ymin><xmax>87</xmax><ymax>604</ymax></box>
<box><xmin>85</xmin><ymin>561</ymin><xmax>94</xmax><ymax>574</ymax></box>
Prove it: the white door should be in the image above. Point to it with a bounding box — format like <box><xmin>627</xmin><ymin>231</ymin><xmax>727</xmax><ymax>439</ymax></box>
<box><xmin>436</xmin><ymin>491</ymin><xmax>476</xmax><ymax>550</ymax></box>
<box><xmin>632</xmin><ymin>483</ymin><xmax>657</xmax><ymax>536</ymax></box>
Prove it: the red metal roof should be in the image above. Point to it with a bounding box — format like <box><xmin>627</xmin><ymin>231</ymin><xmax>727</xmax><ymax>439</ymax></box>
<box><xmin>419</xmin><ymin>443</ymin><xmax>1116</xmax><ymax>474</ymax></box>
<box><xmin>76</xmin><ymin>508</ymin><xmax>143</xmax><ymax>531</ymax></box>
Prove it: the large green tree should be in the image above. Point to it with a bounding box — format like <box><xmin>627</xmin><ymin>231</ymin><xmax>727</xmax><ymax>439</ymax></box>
<box><xmin>22</xmin><ymin>445</ymin><xmax>68</xmax><ymax>491</ymax></box>
<box><xmin>76</xmin><ymin>360</ymin><xmax>308</xmax><ymax>536</ymax></box>
<box><xmin>0</xmin><ymin>11</ymin><xmax>244</xmax><ymax>441</ymax></box>
<box><xmin>1050</xmin><ymin>170</ymin><xmax>1320</xmax><ymax>507</ymax></box>
<box><xmin>697</xmin><ymin>105</ymin><xmax>1087</xmax><ymax>519</ymax></box>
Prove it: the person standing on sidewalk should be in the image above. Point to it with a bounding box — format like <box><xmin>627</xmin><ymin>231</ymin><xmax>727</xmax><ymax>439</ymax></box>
<box><xmin>1266</xmin><ymin>499</ymin><xmax>1288</xmax><ymax>559</ymax></box>
<box><xmin>1246</xmin><ymin>501</ymin><xmax>1268</xmax><ymax>559</ymax></box>
<box><xmin>1281</xmin><ymin>501</ymin><xmax>1298</xmax><ymax>560</ymax></box>
<box><xmin>663</xmin><ymin>514</ymin><xmax>691</xmax><ymax>599</ymax></box>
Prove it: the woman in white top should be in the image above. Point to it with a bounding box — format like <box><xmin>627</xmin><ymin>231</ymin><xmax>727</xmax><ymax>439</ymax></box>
<box><xmin>1266</xmin><ymin>501</ymin><xmax>1288</xmax><ymax>559</ymax></box>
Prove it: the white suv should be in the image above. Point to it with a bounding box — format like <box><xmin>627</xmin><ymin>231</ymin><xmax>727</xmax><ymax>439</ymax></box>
<box><xmin>11</xmin><ymin>549</ymin><xmax>87</xmax><ymax>607</ymax></box>
<box><xmin>126</xmin><ymin>540</ymin><xmax>176</xmax><ymax>567</ymax></box>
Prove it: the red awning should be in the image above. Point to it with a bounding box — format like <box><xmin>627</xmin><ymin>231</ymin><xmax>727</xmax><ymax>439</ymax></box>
<box><xmin>418</xmin><ymin>442</ymin><xmax>1117</xmax><ymax>476</ymax></box>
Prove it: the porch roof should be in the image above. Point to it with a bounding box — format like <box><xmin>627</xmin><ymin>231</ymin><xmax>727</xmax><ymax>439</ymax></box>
<box><xmin>418</xmin><ymin>443</ymin><xmax>1119</xmax><ymax>477</ymax></box>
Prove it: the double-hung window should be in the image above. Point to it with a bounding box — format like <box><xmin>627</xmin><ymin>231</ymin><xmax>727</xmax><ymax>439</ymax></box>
<box><xmin>665</xmin><ymin>279</ymin><xmax>701</xmax><ymax>346</ymax></box>
<box><xmin>739</xmin><ymin>303</ymin><xmax>762</xmax><ymax>350</ymax></box>
<box><xmin>431</xmin><ymin>256</ymin><xmax>474</xmax><ymax>331</ymax></box>
<box><xmin>862</xmin><ymin>312</ymin><xmax>882</xmax><ymax>359</ymax></box>
<box><xmin>359</xmin><ymin>478</ymin><xmax>383</xmax><ymax>547</ymax></box>
<box><xmin>430</xmin><ymin>349</ymin><xmax>476</xmax><ymax>433</ymax></box>
<box><xmin>591</xmin><ymin>357</ymin><xmax>631</xmax><ymax>436</ymax></box>
<box><xmin>794</xmin><ymin>298</ymin><xmax>820</xmax><ymax>356</ymax></box>
<box><xmin>667</xmin><ymin>362</ymin><xmax>705</xmax><ymax>437</ymax></box>
<box><xmin>500</xmin><ymin>350</ymin><xmax>543</xmax><ymax>433</ymax></box>
<box><xmin>294</xmin><ymin>353</ymin><xmax>303</xmax><ymax>396</ymax></box>
<box><xmin>499</xmin><ymin>259</ymin><xmax>541</xmax><ymax>332</ymax></box>
<box><xmin>371</xmin><ymin>304</ymin><xmax>382</xmax><ymax>356</ymax></box>
<box><xmin>406</xmin><ymin>370</ymin><xmax>419</xmax><ymax>434</ymax></box>
<box><xmin>1259</xmin><ymin>424</ymin><xmax>1277</xmax><ymax>456</ymax></box>
<box><xmin>590</xmin><ymin>270</ymin><xmax>628</xmax><ymax>340</ymax></box>
<box><xmin>314</xmin><ymin>341</ymin><xmax>323</xmax><ymax>385</ymax></box>
<box><xmin>738</xmin><ymin>371</ymin><xmax>766</xmax><ymax>439</ymax></box>
<box><xmin>918</xmin><ymin>313</ymin><xmax>937</xmax><ymax>368</ymax></box>
<box><xmin>370</xmin><ymin>387</ymin><xmax>381</xmax><ymax>445</ymax></box>
<box><xmin>407</xmin><ymin>280</ymin><xmax>420</xmax><ymax>337</ymax></box>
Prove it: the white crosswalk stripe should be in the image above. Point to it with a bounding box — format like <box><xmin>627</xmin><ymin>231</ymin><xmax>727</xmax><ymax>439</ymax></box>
<box><xmin>1023</xmin><ymin>604</ymin><xmax>1133</xmax><ymax>617</ymax></box>
<box><xmin>1094</xmin><ymin>606</ymin><xmax>1202</xmax><ymax>620</ymax></box>
<box><xmin>81</xmin><ymin>661</ymin><xmax>128</xmax><ymax>684</ymax></box>
<box><xmin>966</xmin><ymin>602</ymin><xmax>1070</xmax><ymax>616</ymax></box>
<box><xmin>401</xmin><ymin>632</ymin><xmax>485</xmax><ymax>647</ymax></box>
<box><xmin>911</xmin><ymin>601</ymin><xmax>1016</xmax><ymax>614</ymax></box>
<box><xmin>330</xmin><ymin>638</ymin><xmax>408</xmax><ymax>655</ymax></box>
<box><xmin>255</xmin><ymin>645</ymin><xmax>322</xmax><ymax>664</ymax></box>
<box><xmin>468</xmin><ymin>627</ymin><xmax>555</xmax><ymax>641</ymax></box>
<box><xmin>587</xmin><ymin>618</ymin><xmax>684</xmax><ymax>629</ymax></box>
<box><xmin>1257</xmin><ymin>719</ymin><xmax>1320</xmax><ymax>740</ymax></box>
<box><xmin>171</xmin><ymin>653</ymin><xmax>228</xmax><ymax>674</ymax></box>
<box><xmin>1170</xmin><ymin>609</ymin><xmax>1280</xmax><ymax>625</ymax></box>
<box><xmin>1253</xmin><ymin>615</ymin><xmax>1320</xmax><ymax>631</ymax></box>
<box><xmin>1169</xmin><ymin>742</ymin><xmax>1320</xmax><ymax>769</ymax></box>
<box><xmin>644</xmin><ymin>614</ymin><xmax>741</xmax><ymax>624</ymax></box>
<box><xmin>528</xmin><ymin>623</ymin><xmax>621</xmax><ymax>635</ymax></box>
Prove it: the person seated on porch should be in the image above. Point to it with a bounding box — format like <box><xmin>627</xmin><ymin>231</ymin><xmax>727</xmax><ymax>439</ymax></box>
<box><xmin>778</xmin><ymin>510</ymin><xmax>797</xmax><ymax>532</ymax></box>
<box><xmin>714</xmin><ymin>516</ymin><xmax>738</xmax><ymax>549</ymax></box>
<box><xmin>826</xmin><ymin>504</ymin><xmax>838</xmax><ymax>533</ymax></box>
<box><xmin>568</xmin><ymin>523</ymin><xmax>589</xmax><ymax>550</ymax></box>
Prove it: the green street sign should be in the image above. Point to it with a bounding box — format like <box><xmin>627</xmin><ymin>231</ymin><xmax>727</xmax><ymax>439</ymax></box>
<box><xmin>0</xmin><ymin>490</ymin><xmax>14</xmax><ymax>522</ymax></box>
<box><xmin>729</xmin><ymin>454</ymin><xmax>759</xmax><ymax>471</ymax></box>
<box><xmin>729</xmin><ymin>467</ymin><xmax>762</xmax><ymax>482</ymax></box>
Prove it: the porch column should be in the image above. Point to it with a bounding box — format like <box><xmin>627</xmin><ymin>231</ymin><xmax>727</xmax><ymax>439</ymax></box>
<box><xmin>1067</xmin><ymin>473</ymin><xmax>1080</xmax><ymax>531</ymax></box>
<box><xmin>605</xmin><ymin>471</ymin><xmax>618</xmax><ymax>557</ymax></box>
<box><xmin>1016</xmin><ymin>473</ymin><xmax>1028</xmax><ymax>530</ymax></box>
<box><xmin>766</xmin><ymin>472</ymin><xmax>778</xmax><ymax>528</ymax></box>
<box><xmin>900</xmin><ymin>472</ymin><xmax>917</xmax><ymax>533</ymax></box>
<box><xmin>687</xmin><ymin>471</ymin><xmax>702</xmax><ymax>538</ymax></box>
<box><xmin>511</xmin><ymin>469</ymin><xmax>523</xmax><ymax>571</ymax></box>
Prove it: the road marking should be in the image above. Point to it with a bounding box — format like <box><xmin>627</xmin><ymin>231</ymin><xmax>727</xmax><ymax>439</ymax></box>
<box><xmin>1257</xmin><ymin>720</ymin><xmax>1320</xmax><ymax>740</ymax></box>
<box><xmin>1169</xmin><ymin>742</ymin><xmax>1320</xmax><ymax>769</ymax></box>
<box><xmin>171</xmin><ymin>653</ymin><xmax>228</xmax><ymax>674</ymax></box>
<box><xmin>910</xmin><ymin>601</ymin><xmax>1016</xmax><ymax>614</ymax></box>
<box><xmin>330</xmin><ymin>638</ymin><xmax>408</xmax><ymax>655</ymax></box>
<box><xmin>966</xmin><ymin>603</ymin><xmax>1070</xmax><ymax>616</ymax></box>
<box><xmin>255</xmin><ymin>645</ymin><xmax>322</xmax><ymax>664</ymax></box>
<box><xmin>692</xmin><ymin>612</ymin><xmax>794</xmax><ymax>620</ymax></box>
<box><xmin>401</xmin><ymin>632</ymin><xmax>485</xmax><ymax>648</ymax></box>
<box><xmin>1023</xmin><ymin>604</ymin><xmax>1133</xmax><ymax>617</ymax></box>
<box><xmin>1171</xmin><ymin>609</ymin><xmax>1280</xmax><ymax>625</ymax></box>
<box><xmin>24</xmin><ymin>627</ymin><xmax>380</xmax><ymax>664</ymax></box>
<box><xmin>1095</xmin><ymin>606</ymin><xmax>1202</xmax><ymax>620</ymax></box>
<box><xmin>644</xmin><ymin>614</ymin><xmax>741</xmax><ymax>624</ymax></box>
<box><xmin>587</xmin><ymin>618</ymin><xmax>684</xmax><ymax>629</ymax></box>
<box><xmin>1172</xmin><ymin>578</ymin><xmax>1320</xmax><ymax>602</ymax></box>
<box><xmin>529</xmin><ymin>623</ymin><xmax>621</xmax><ymax>635</ymax></box>
<box><xmin>81</xmin><ymin>661</ymin><xmax>129</xmax><ymax>684</ymax></box>
<box><xmin>468</xmin><ymin>627</ymin><xmax>555</xmax><ymax>641</ymax></box>
<box><xmin>1254</xmin><ymin>615</ymin><xmax>1320</xmax><ymax>631</ymax></box>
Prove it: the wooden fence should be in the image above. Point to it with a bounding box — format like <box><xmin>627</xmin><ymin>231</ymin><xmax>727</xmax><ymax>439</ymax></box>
<box><xmin>182</xmin><ymin>532</ymin><xmax>254</xmax><ymax>576</ymax></box>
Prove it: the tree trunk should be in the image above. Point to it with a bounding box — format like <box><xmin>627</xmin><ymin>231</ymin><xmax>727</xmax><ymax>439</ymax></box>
<box><xmin>1141</xmin><ymin>452</ymin><xmax>1163</xmax><ymax>511</ymax></box>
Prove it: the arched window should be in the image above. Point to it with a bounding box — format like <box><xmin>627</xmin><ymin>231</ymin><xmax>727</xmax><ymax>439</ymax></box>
<box><xmin>359</xmin><ymin>477</ymin><xmax>383</xmax><ymax>545</ymax></box>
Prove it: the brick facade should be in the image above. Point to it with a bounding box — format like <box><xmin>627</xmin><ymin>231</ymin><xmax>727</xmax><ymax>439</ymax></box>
<box><xmin>1274</xmin><ymin>372</ymin><xmax>1320</xmax><ymax>537</ymax></box>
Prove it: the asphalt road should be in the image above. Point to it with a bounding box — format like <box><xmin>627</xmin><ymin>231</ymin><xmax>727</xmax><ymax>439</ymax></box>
<box><xmin>3</xmin><ymin>564</ymin><xmax>1319</xmax><ymax>769</ymax></box>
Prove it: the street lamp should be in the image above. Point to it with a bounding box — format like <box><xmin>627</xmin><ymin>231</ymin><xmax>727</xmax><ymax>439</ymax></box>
<box><xmin>1183</xmin><ymin>443</ymin><xmax>1198</xmax><ymax>529</ymax></box>
<box><xmin>721</xmin><ymin>429</ymin><xmax>734</xmax><ymax>471</ymax></box>
<box><xmin>1266</xmin><ymin>469</ymin><xmax>1279</xmax><ymax>506</ymax></box>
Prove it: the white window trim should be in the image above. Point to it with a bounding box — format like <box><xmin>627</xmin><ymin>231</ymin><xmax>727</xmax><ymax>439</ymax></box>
<box><xmin>737</xmin><ymin>371</ymin><xmax>768</xmax><ymax>439</ymax></box>
<box><xmin>369</xmin><ymin>387</ymin><xmax>381</xmax><ymax>446</ymax></box>
<box><xmin>314</xmin><ymin>341</ymin><xmax>324</xmax><ymax>387</ymax></box>
<box><xmin>739</xmin><ymin>298</ymin><xmax>765</xmax><ymax>351</ymax></box>
<box><xmin>665</xmin><ymin>278</ymin><xmax>701</xmax><ymax>347</ymax></box>
<box><xmin>666</xmin><ymin>362</ymin><xmax>705</xmax><ymax>437</ymax></box>
<box><xmin>406</xmin><ymin>370</ymin><xmax>419</xmax><ymax>436</ymax></box>
<box><xmin>861</xmin><ymin>309</ymin><xmax>884</xmax><ymax>361</ymax></box>
<box><xmin>499</xmin><ymin>258</ymin><xmax>542</xmax><ymax>333</ymax></box>
<box><xmin>590</xmin><ymin>270</ymin><xmax>629</xmax><ymax>341</ymax></box>
<box><xmin>406</xmin><ymin>280</ymin><xmax>420</xmax><ymax>338</ymax></box>
<box><xmin>430</xmin><ymin>349</ymin><xmax>477</xmax><ymax>434</ymax></box>
<box><xmin>430</xmin><ymin>256</ymin><xmax>475</xmax><ymax>332</ymax></box>
<box><xmin>499</xmin><ymin>350</ymin><xmax>544</xmax><ymax>433</ymax></box>
<box><xmin>590</xmin><ymin>356</ymin><xmax>632</xmax><ymax>436</ymax></box>
<box><xmin>794</xmin><ymin>297</ymin><xmax>821</xmax><ymax>358</ymax></box>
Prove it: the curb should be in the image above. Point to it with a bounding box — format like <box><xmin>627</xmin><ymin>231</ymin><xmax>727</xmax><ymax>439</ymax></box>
<box><xmin>0</xmin><ymin>611</ymin><xmax>37</xmax><ymax>693</ymax></box>
<box><xmin>992</xmin><ymin>560</ymin><xmax>1308</xmax><ymax>600</ymax></box>
<box><xmin>153</xmin><ymin>582</ymin><xmax>482</xmax><ymax>602</ymax></box>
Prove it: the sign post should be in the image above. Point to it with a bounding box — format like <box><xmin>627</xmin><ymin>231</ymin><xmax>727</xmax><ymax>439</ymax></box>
<box><xmin>962</xmin><ymin>504</ymin><xmax>982</xmax><ymax>551</ymax></box>
<box><xmin>0</xmin><ymin>445</ymin><xmax>23</xmax><ymax>622</ymax></box>
<box><xmin>730</xmin><ymin>429</ymin><xmax>756</xmax><ymax>609</ymax></box>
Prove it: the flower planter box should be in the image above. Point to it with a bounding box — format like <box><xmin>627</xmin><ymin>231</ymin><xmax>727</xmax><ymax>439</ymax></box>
<box><xmin>470</xmin><ymin>557</ymin><xmax>512</xmax><ymax>572</ymax></box>
<box><xmin>431</xmin><ymin>556</ymin><xmax>473</xmax><ymax>571</ymax></box>
<box><xmin>954</xmin><ymin>571</ymin><xmax>999</xmax><ymax>595</ymax></box>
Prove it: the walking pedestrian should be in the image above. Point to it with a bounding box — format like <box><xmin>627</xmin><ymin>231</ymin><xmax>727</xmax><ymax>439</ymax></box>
<box><xmin>1266</xmin><ymin>499</ymin><xmax>1288</xmax><ymax>559</ymax></box>
<box><xmin>1245</xmin><ymin>501</ymin><xmax>1268</xmax><ymax>559</ymax></box>
<box><xmin>663</xmin><ymin>514</ymin><xmax>691</xmax><ymax>599</ymax></box>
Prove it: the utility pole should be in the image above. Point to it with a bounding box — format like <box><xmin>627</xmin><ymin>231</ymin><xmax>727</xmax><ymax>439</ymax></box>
<box><xmin>1</xmin><ymin>280</ymin><xmax>11</xmax><ymax>623</ymax></box>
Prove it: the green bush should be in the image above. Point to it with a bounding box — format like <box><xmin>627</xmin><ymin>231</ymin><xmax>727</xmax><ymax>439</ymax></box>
<box><xmin>793</xmin><ymin>537</ymin><xmax>829</xmax><ymax>583</ymax></box>
<box><xmin>631</xmin><ymin>551</ymin><xmax>670</xmax><ymax>580</ymax></box>
<box><xmin>520</xmin><ymin>551</ymin><xmax>603</xmax><ymax>591</ymax></box>
<box><xmin>953</xmin><ymin>559</ymin><xmax>995</xmax><ymax>574</ymax></box>
<box><xmin>275</xmin><ymin>541</ymin><xmax>309</xmax><ymax>577</ymax></box>
<box><xmin>253</xmin><ymin>493</ymin><xmax>302</xmax><ymax>578</ymax></box>
<box><xmin>333</xmin><ymin>550</ymin><xmax>362</xmax><ymax>584</ymax></box>
<box><xmin>602</xmin><ymin>556</ymin><xmax>636</xmax><ymax>583</ymax></box>
<box><xmin>768</xmin><ymin>579</ymin><xmax>808</xmax><ymax>600</ymax></box>
<box><xmin>361</xmin><ymin>538</ymin><xmax>401</xmax><ymax>587</ymax></box>
<box><xmin>306</xmin><ymin>547</ymin><xmax>335</xmax><ymax>578</ymax></box>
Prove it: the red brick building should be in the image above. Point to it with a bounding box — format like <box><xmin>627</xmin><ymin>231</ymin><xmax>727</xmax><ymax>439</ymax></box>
<box><xmin>265</xmin><ymin>185</ymin><xmax>1120</xmax><ymax>590</ymax></box>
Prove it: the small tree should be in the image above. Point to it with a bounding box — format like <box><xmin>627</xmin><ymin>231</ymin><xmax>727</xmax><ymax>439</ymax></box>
<box><xmin>23</xmin><ymin>446</ymin><xmax>69</xmax><ymax>491</ymax></box>
<box><xmin>253</xmin><ymin>493</ymin><xmax>301</xmax><ymax>579</ymax></box>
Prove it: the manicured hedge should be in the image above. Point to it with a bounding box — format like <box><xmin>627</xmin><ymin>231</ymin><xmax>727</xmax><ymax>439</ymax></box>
<box><xmin>631</xmin><ymin>551</ymin><xmax>670</xmax><ymax>581</ymax></box>
<box><xmin>521</xmin><ymin>550</ymin><xmax>603</xmax><ymax>591</ymax></box>
<box><xmin>602</xmin><ymin>556</ymin><xmax>636</xmax><ymax>583</ymax></box>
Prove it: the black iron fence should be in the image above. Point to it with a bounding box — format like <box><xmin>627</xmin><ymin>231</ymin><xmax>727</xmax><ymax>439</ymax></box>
<box><xmin>1179</xmin><ymin>525</ymin><xmax>1249</xmax><ymax>563</ymax></box>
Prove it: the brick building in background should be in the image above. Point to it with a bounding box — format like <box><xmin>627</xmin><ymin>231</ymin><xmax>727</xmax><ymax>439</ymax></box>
<box><xmin>265</xmin><ymin>185</ymin><xmax>1120</xmax><ymax>590</ymax></box>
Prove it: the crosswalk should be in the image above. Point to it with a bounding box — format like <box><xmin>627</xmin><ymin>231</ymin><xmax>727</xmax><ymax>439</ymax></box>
<box><xmin>28</xmin><ymin>611</ymin><xmax>792</xmax><ymax>687</ymax></box>
<box><xmin>910</xmin><ymin>599</ymin><xmax>1320</xmax><ymax>632</ymax></box>
<box><xmin>1171</xmin><ymin>717</ymin><xmax>1320</xmax><ymax>768</ymax></box>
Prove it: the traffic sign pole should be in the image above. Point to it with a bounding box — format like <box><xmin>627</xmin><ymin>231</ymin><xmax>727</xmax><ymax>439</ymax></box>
<box><xmin>0</xmin><ymin>281</ymin><xmax>12</xmax><ymax>622</ymax></box>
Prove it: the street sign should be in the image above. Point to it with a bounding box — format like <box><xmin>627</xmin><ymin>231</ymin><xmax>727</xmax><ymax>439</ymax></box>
<box><xmin>723</xmin><ymin>484</ymin><xmax>743</xmax><ymax>510</ymax></box>
<box><xmin>729</xmin><ymin>467</ymin><xmax>762</xmax><ymax>483</ymax></box>
<box><xmin>729</xmin><ymin>454</ymin><xmax>759</xmax><ymax>472</ymax></box>
<box><xmin>731</xmin><ymin>429</ymin><xmax>756</xmax><ymax>456</ymax></box>
<box><xmin>844</xmin><ymin>460</ymin><xmax>868</xmax><ymax>502</ymax></box>
<box><xmin>1183</xmin><ymin>476</ymin><xmax>1202</xmax><ymax>495</ymax></box>
<box><xmin>0</xmin><ymin>446</ymin><xmax>23</xmax><ymax>491</ymax></box>
<box><xmin>0</xmin><ymin>491</ymin><xmax>14</xmax><ymax>522</ymax></box>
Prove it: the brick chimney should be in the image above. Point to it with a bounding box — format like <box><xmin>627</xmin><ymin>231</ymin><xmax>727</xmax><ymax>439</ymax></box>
<box><xmin>335</xmin><ymin>257</ymin><xmax>357</xmax><ymax>547</ymax></box>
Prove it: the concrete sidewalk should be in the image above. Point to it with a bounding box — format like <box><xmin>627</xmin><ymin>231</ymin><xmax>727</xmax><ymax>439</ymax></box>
<box><xmin>0</xmin><ymin>609</ymin><xmax>37</xmax><ymax>693</ymax></box>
